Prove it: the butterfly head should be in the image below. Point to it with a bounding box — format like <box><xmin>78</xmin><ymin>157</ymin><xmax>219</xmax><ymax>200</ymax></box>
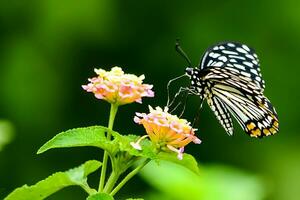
<box><xmin>185</xmin><ymin>67</ymin><xmax>193</xmax><ymax>76</ymax></box>
<box><xmin>185</xmin><ymin>67</ymin><xmax>205</xmax><ymax>96</ymax></box>
<box><xmin>185</xmin><ymin>67</ymin><xmax>201</xmax><ymax>83</ymax></box>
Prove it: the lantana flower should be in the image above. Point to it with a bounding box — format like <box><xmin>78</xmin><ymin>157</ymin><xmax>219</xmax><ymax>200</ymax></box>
<box><xmin>82</xmin><ymin>67</ymin><xmax>154</xmax><ymax>105</ymax></box>
<box><xmin>131</xmin><ymin>106</ymin><xmax>201</xmax><ymax>160</ymax></box>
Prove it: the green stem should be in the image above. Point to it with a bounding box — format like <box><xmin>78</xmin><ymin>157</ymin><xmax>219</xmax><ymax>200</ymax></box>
<box><xmin>81</xmin><ymin>184</ymin><xmax>97</xmax><ymax>195</ymax></box>
<box><xmin>103</xmin><ymin>171</ymin><xmax>120</xmax><ymax>193</ymax></box>
<box><xmin>110</xmin><ymin>159</ymin><xmax>150</xmax><ymax>196</ymax></box>
<box><xmin>98</xmin><ymin>103</ymin><xmax>118</xmax><ymax>192</ymax></box>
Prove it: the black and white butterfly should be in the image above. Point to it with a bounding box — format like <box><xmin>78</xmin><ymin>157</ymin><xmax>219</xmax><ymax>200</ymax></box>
<box><xmin>171</xmin><ymin>41</ymin><xmax>279</xmax><ymax>138</ymax></box>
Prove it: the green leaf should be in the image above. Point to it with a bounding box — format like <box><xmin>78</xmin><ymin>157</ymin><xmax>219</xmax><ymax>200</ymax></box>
<box><xmin>114</xmin><ymin>134</ymin><xmax>157</xmax><ymax>159</ymax></box>
<box><xmin>0</xmin><ymin>120</ymin><xmax>14</xmax><ymax>151</ymax></box>
<box><xmin>157</xmin><ymin>152</ymin><xmax>200</xmax><ymax>175</ymax></box>
<box><xmin>37</xmin><ymin>126</ymin><xmax>118</xmax><ymax>154</ymax></box>
<box><xmin>4</xmin><ymin>160</ymin><xmax>101</xmax><ymax>200</ymax></box>
<box><xmin>113</xmin><ymin>134</ymin><xmax>199</xmax><ymax>175</ymax></box>
<box><xmin>141</xmin><ymin>161</ymin><xmax>265</xmax><ymax>200</ymax></box>
<box><xmin>87</xmin><ymin>193</ymin><xmax>114</xmax><ymax>200</ymax></box>
<box><xmin>126</xmin><ymin>198</ymin><xmax>144</xmax><ymax>200</ymax></box>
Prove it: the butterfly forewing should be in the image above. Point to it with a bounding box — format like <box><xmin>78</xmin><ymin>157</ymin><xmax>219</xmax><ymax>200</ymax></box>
<box><xmin>199</xmin><ymin>42</ymin><xmax>265</xmax><ymax>90</ymax></box>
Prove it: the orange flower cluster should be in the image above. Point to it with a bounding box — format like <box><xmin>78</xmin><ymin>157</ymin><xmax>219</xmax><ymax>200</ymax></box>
<box><xmin>82</xmin><ymin>67</ymin><xmax>154</xmax><ymax>105</ymax></box>
<box><xmin>132</xmin><ymin>106</ymin><xmax>201</xmax><ymax>160</ymax></box>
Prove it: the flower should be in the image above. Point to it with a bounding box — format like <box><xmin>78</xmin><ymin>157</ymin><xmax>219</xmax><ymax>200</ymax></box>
<box><xmin>131</xmin><ymin>106</ymin><xmax>201</xmax><ymax>160</ymax></box>
<box><xmin>82</xmin><ymin>67</ymin><xmax>154</xmax><ymax>105</ymax></box>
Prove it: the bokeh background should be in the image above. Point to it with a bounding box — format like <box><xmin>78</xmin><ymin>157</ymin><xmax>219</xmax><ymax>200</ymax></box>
<box><xmin>0</xmin><ymin>0</ymin><xmax>299</xmax><ymax>199</ymax></box>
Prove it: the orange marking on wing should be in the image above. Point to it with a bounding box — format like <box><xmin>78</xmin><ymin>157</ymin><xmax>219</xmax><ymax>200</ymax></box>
<box><xmin>269</xmin><ymin>127</ymin><xmax>276</xmax><ymax>134</ymax></box>
<box><xmin>263</xmin><ymin>129</ymin><xmax>271</xmax><ymax>136</ymax></box>
<box><xmin>247</xmin><ymin>122</ymin><xmax>256</xmax><ymax>130</ymax></box>
<box><xmin>273</xmin><ymin>121</ymin><xmax>279</xmax><ymax>128</ymax></box>
<box><xmin>251</xmin><ymin>128</ymin><xmax>261</xmax><ymax>137</ymax></box>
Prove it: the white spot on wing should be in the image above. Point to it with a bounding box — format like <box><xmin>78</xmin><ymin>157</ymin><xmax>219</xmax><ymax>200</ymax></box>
<box><xmin>241</xmin><ymin>71</ymin><xmax>251</xmax><ymax>77</ymax></box>
<box><xmin>242</xmin><ymin>44</ymin><xmax>250</xmax><ymax>52</ymax></box>
<box><xmin>236</xmin><ymin>47</ymin><xmax>248</xmax><ymax>54</ymax></box>
<box><xmin>252</xmin><ymin>60</ymin><xmax>258</xmax><ymax>65</ymax></box>
<box><xmin>209</xmin><ymin>52</ymin><xmax>221</xmax><ymax>58</ymax></box>
<box><xmin>207</xmin><ymin>60</ymin><xmax>213</xmax><ymax>66</ymax></box>
<box><xmin>218</xmin><ymin>56</ymin><xmax>227</xmax><ymax>62</ymax></box>
<box><xmin>213</xmin><ymin>62</ymin><xmax>224</xmax><ymax>67</ymax></box>
<box><xmin>234</xmin><ymin>64</ymin><xmax>246</xmax><ymax>70</ymax></box>
<box><xmin>245</xmin><ymin>54</ymin><xmax>255</xmax><ymax>60</ymax></box>
<box><xmin>228</xmin><ymin>55</ymin><xmax>246</xmax><ymax>60</ymax></box>
<box><xmin>222</xmin><ymin>50</ymin><xmax>239</xmax><ymax>55</ymax></box>
<box><xmin>243</xmin><ymin>61</ymin><xmax>253</xmax><ymax>67</ymax></box>
<box><xmin>250</xmin><ymin>69</ymin><xmax>258</xmax><ymax>75</ymax></box>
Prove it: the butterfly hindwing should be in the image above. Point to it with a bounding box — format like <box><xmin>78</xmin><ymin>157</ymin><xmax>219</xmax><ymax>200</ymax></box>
<box><xmin>207</xmin><ymin>95</ymin><xmax>234</xmax><ymax>135</ymax></box>
<box><xmin>210</xmin><ymin>75</ymin><xmax>279</xmax><ymax>138</ymax></box>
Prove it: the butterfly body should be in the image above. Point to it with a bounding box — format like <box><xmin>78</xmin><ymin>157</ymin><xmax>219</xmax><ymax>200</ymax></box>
<box><xmin>185</xmin><ymin>42</ymin><xmax>279</xmax><ymax>138</ymax></box>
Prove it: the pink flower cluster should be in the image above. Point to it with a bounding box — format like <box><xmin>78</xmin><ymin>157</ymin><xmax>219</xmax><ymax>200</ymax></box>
<box><xmin>132</xmin><ymin>106</ymin><xmax>201</xmax><ymax>160</ymax></box>
<box><xmin>82</xmin><ymin>67</ymin><xmax>154</xmax><ymax>105</ymax></box>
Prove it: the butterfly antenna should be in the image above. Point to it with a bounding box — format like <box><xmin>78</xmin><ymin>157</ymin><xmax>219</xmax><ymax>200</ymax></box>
<box><xmin>175</xmin><ymin>39</ymin><xmax>192</xmax><ymax>67</ymax></box>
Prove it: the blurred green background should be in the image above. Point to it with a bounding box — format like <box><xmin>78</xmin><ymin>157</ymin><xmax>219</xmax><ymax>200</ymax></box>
<box><xmin>0</xmin><ymin>0</ymin><xmax>299</xmax><ymax>199</ymax></box>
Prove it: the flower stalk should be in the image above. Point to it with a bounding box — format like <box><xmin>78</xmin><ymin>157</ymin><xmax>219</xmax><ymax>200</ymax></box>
<box><xmin>110</xmin><ymin>159</ymin><xmax>150</xmax><ymax>196</ymax></box>
<box><xmin>103</xmin><ymin>171</ymin><xmax>120</xmax><ymax>193</ymax></box>
<box><xmin>98</xmin><ymin>103</ymin><xmax>118</xmax><ymax>192</ymax></box>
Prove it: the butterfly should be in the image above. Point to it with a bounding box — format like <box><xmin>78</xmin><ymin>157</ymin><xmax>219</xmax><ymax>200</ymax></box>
<box><xmin>175</xmin><ymin>41</ymin><xmax>279</xmax><ymax>138</ymax></box>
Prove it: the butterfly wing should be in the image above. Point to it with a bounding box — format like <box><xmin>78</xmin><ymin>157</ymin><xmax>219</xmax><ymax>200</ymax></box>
<box><xmin>207</xmin><ymin>95</ymin><xmax>234</xmax><ymax>135</ymax></box>
<box><xmin>204</xmin><ymin>67</ymin><xmax>279</xmax><ymax>137</ymax></box>
<box><xmin>199</xmin><ymin>42</ymin><xmax>265</xmax><ymax>90</ymax></box>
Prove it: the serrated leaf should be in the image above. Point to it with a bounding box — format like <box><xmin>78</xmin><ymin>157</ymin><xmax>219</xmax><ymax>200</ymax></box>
<box><xmin>115</xmin><ymin>134</ymin><xmax>157</xmax><ymax>159</ymax></box>
<box><xmin>5</xmin><ymin>160</ymin><xmax>101</xmax><ymax>200</ymax></box>
<box><xmin>87</xmin><ymin>193</ymin><xmax>114</xmax><ymax>200</ymax></box>
<box><xmin>37</xmin><ymin>126</ymin><xmax>118</xmax><ymax>154</ymax></box>
<box><xmin>157</xmin><ymin>152</ymin><xmax>200</xmax><ymax>175</ymax></box>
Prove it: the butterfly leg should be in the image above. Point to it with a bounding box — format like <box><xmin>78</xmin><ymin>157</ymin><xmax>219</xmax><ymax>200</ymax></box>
<box><xmin>191</xmin><ymin>97</ymin><xmax>205</xmax><ymax>130</ymax></box>
<box><xmin>178</xmin><ymin>91</ymin><xmax>189</xmax><ymax>117</ymax></box>
<box><xmin>166</xmin><ymin>74</ymin><xmax>187</xmax><ymax>107</ymax></box>
<box><xmin>168</xmin><ymin>87</ymin><xmax>189</xmax><ymax>114</ymax></box>
<box><xmin>168</xmin><ymin>86</ymin><xmax>188</xmax><ymax>107</ymax></box>
<box><xmin>169</xmin><ymin>87</ymin><xmax>197</xmax><ymax>116</ymax></box>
